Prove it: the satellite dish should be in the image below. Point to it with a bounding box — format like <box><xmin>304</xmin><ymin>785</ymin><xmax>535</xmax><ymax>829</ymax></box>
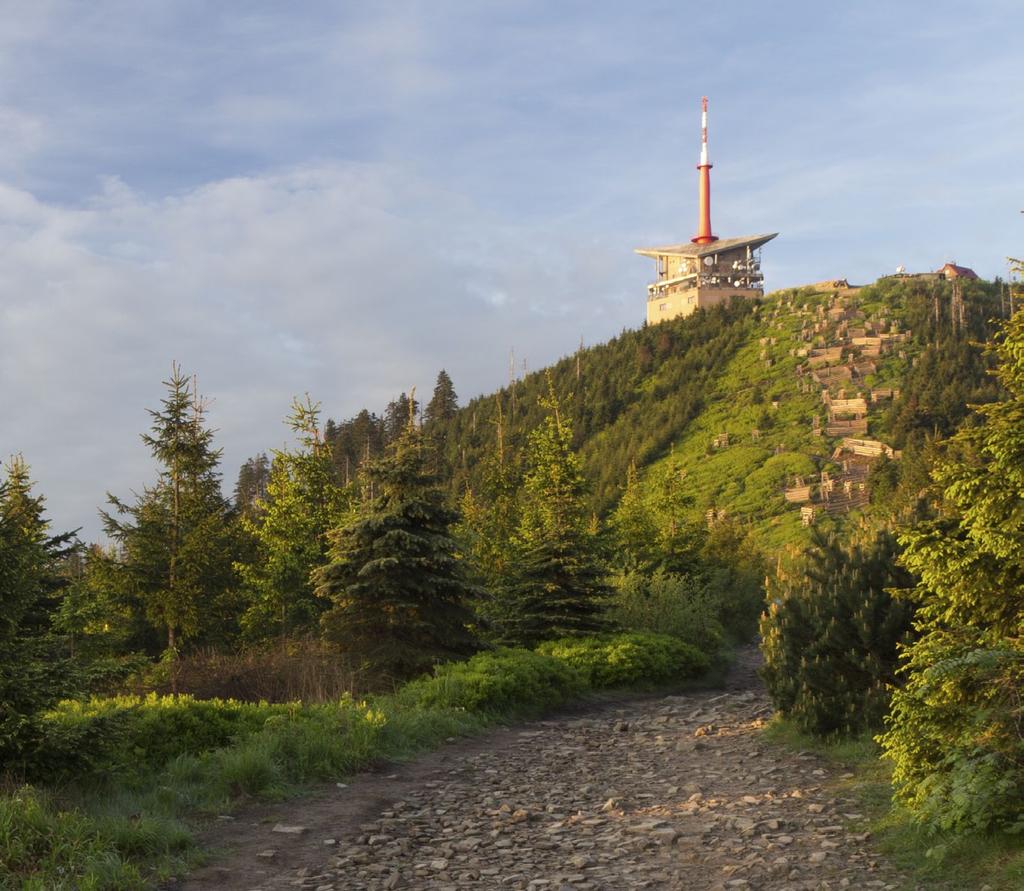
<box><xmin>703</xmin><ymin>256</ymin><xmax>715</xmax><ymax>267</ymax></box>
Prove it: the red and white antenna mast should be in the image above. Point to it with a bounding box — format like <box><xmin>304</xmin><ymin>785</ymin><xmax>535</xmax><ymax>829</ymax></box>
<box><xmin>691</xmin><ymin>96</ymin><xmax>718</xmax><ymax>245</ymax></box>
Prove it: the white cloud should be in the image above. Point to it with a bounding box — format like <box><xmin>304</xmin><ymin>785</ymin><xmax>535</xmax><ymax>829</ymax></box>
<box><xmin>1</xmin><ymin>0</ymin><xmax>1023</xmax><ymax>540</ymax></box>
<box><xmin>0</xmin><ymin>160</ymin><xmax>639</xmax><ymax>539</ymax></box>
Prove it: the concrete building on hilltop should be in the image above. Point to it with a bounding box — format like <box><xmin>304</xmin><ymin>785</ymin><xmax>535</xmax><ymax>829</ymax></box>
<box><xmin>637</xmin><ymin>97</ymin><xmax>777</xmax><ymax>325</ymax></box>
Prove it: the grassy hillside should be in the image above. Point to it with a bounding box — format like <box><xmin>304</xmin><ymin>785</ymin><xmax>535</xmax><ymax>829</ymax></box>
<box><xmin>431</xmin><ymin>301</ymin><xmax>759</xmax><ymax>510</ymax></box>
<box><xmin>635</xmin><ymin>291</ymin><xmax>835</xmax><ymax>551</ymax></box>
<box><xmin>334</xmin><ymin>274</ymin><xmax>1003</xmax><ymax>553</ymax></box>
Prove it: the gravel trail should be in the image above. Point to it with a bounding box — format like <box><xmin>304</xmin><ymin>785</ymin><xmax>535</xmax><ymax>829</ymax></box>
<box><xmin>182</xmin><ymin>648</ymin><xmax>909</xmax><ymax>891</ymax></box>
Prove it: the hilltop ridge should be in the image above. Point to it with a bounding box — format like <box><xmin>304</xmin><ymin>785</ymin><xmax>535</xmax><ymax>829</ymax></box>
<box><xmin>325</xmin><ymin>274</ymin><xmax>1004</xmax><ymax>552</ymax></box>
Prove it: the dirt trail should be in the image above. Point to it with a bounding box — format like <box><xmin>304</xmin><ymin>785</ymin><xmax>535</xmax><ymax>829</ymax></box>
<box><xmin>181</xmin><ymin>649</ymin><xmax>910</xmax><ymax>890</ymax></box>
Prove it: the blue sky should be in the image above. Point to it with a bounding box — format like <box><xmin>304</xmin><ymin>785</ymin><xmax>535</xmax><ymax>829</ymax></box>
<box><xmin>1</xmin><ymin>0</ymin><xmax>1021</xmax><ymax>538</ymax></box>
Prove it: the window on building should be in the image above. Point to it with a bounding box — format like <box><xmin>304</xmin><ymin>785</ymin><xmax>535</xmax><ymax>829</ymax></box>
<box><xmin>659</xmin><ymin>302</ymin><xmax>669</xmax><ymax>311</ymax></box>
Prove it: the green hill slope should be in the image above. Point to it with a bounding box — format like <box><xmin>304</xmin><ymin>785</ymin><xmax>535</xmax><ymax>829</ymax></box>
<box><xmin>630</xmin><ymin>276</ymin><xmax>1003</xmax><ymax>548</ymax></box>
<box><xmin>328</xmin><ymin>275</ymin><xmax>1004</xmax><ymax>551</ymax></box>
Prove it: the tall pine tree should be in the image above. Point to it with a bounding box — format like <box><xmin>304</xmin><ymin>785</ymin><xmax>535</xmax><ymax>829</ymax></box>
<box><xmin>383</xmin><ymin>392</ymin><xmax>420</xmax><ymax>444</ymax></box>
<box><xmin>608</xmin><ymin>461</ymin><xmax>658</xmax><ymax>574</ymax></box>
<box><xmin>424</xmin><ymin>369</ymin><xmax>458</xmax><ymax>428</ymax></box>
<box><xmin>497</xmin><ymin>377</ymin><xmax>609</xmax><ymax>647</ymax></box>
<box><xmin>102</xmin><ymin>365</ymin><xmax>237</xmax><ymax>679</ymax></box>
<box><xmin>316</xmin><ymin>417</ymin><xmax>478</xmax><ymax>679</ymax></box>
<box><xmin>457</xmin><ymin>396</ymin><xmax>522</xmax><ymax>630</ymax></box>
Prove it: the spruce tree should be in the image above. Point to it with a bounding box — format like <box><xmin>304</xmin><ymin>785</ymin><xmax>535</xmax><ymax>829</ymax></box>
<box><xmin>424</xmin><ymin>369</ymin><xmax>458</xmax><ymax>428</ymax></box>
<box><xmin>498</xmin><ymin>377</ymin><xmax>609</xmax><ymax>647</ymax></box>
<box><xmin>102</xmin><ymin>365</ymin><xmax>237</xmax><ymax>677</ymax></box>
<box><xmin>457</xmin><ymin>396</ymin><xmax>522</xmax><ymax>631</ymax></box>
<box><xmin>325</xmin><ymin>408</ymin><xmax>385</xmax><ymax>485</ymax></box>
<box><xmin>55</xmin><ymin>543</ymin><xmax>144</xmax><ymax>658</ymax></box>
<box><xmin>608</xmin><ymin>461</ymin><xmax>701</xmax><ymax>575</ymax></box>
<box><xmin>316</xmin><ymin>418</ymin><xmax>478</xmax><ymax>679</ymax></box>
<box><xmin>608</xmin><ymin>461</ymin><xmax>659</xmax><ymax>574</ymax></box>
<box><xmin>0</xmin><ymin>457</ymin><xmax>76</xmax><ymax>761</ymax></box>
<box><xmin>235</xmin><ymin>397</ymin><xmax>351</xmax><ymax>643</ymax></box>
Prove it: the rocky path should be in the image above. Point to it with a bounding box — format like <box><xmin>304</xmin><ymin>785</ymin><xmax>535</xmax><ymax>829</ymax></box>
<box><xmin>182</xmin><ymin>649</ymin><xmax>910</xmax><ymax>891</ymax></box>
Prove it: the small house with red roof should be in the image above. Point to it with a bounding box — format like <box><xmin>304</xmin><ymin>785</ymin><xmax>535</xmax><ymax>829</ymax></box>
<box><xmin>938</xmin><ymin>262</ymin><xmax>978</xmax><ymax>280</ymax></box>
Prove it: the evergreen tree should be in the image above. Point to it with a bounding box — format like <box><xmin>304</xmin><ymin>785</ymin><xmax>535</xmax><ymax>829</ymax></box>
<box><xmin>880</xmin><ymin>306</ymin><xmax>1024</xmax><ymax>831</ymax></box>
<box><xmin>325</xmin><ymin>408</ymin><xmax>385</xmax><ymax>486</ymax></box>
<box><xmin>457</xmin><ymin>396</ymin><xmax>522</xmax><ymax>629</ymax></box>
<box><xmin>609</xmin><ymin>461</ymin><xmax>702</xmax><ymax>575</ymax></box>
<box><xmin>608</xmin><ymin>461</ymin><xmax>659</xmax><ymax>574</ymax></box>
<box><xmin>698</xmin><ymin>516</ymin><xmax>767</xmax><ymax>640</ymax></box>
<box><xmin>0</xmin><ymin>457</ymin><xmax>76</xmax><ymax>761</ymax></box>
<box><xmin>236</xmin><ymin>397</ymin><xmax>352</xmax><ymax>643</ymax></box>
<box><xmin>760</xmin><ymin>527</ymin><xmax>914</xmax><ymax>737</ymax></box>
<box><xmin>497</xmin><ymin>378</ymin><xmax>609</xmax><ymax>647</ymax></box>
<box><xmin>234</xmin><ymin>453</ymin><xmax>270</xmax><ymax>519</ymax></box>
<box><xmin>55</xmin><ymin>543</ymin><xmax>145</xmax><ymax>658</ymax></box>
<box><xmin>383</xmin><ymin>392</ymin><xmax>419</xmax><ymax>444</ymax></box>
<box><xmin>316</xmin><ymin>419</ymin><xmax>479</xmax><ymax>679</ymax></box>
<box><xmin>886</xmin><ymin>336</ymin><xmax>1001</xmax><ymax>448</ymax></box>
<box><xmin>424</xmin><ymin>369</ymin><xmax>459</xmax><ymax>428</ymax></box>
<box><xmin>102</xmin><ymin>365</ymin><xmax>237</xmax><ymax>678</ymax></box>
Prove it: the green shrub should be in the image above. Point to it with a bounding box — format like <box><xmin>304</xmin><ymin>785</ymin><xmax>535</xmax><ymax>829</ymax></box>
<box><xmin>609</xmin><ymin>570</ymin><xmax>724</xmax><ymax>654</ymax></box>
<box><xmin>760</xmin><ymin>528</ymin><xmax>914</xmax><ymax>738</ymax></box>
<box><xmin>880</xmin><ymin>638</ymin><xmax>1024</xmax><ymax>833</ymax></box>
<box><xmin>34</xmin><ymin>695</ymin><xmax>299</xmax><ymax>779</ymax></box>
<box><xmin>537</xmin><ymin>632</ymin><xmax>709</xmax><ymax>688</ymax></box>
<box><xmin>146</xmin><ymin>696</ymin><xmax>388</xmax><ymax>808</ymax></box>
<box><xmin>397</xmin><ymin>648</ymin><xmax>585</xmax><ymax>714</ymax></box>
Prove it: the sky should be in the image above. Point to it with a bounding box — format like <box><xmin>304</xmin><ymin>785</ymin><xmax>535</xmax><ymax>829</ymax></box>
<box><xmin>1</xmin><ymin>0</ymin><xmax>1022</xmax><ymax>539</ymax></box>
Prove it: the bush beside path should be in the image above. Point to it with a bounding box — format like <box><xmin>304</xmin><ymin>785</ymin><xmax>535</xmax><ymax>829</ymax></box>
<box><xmin>183</xmin><ymin>648</ymin><xmax>909</xmax><ymax>891</ymax></box>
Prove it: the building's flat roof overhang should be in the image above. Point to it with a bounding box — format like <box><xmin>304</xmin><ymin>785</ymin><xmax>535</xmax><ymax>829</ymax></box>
<box><xmin>635</xmin><ymin>233</ymin><xmax>778</xmax><ymax>259</ymax></box>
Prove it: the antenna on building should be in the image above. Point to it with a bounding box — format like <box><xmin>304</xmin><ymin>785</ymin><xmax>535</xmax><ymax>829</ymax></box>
<box><xmin>691</xmin><ymin>96</ymin><xmax>718</xmax><ymax>246</ymax></box>
<box><xmin>635</xmin><ymin>97</ymin><xmax>777</xmax><ymax>325</ymax></box>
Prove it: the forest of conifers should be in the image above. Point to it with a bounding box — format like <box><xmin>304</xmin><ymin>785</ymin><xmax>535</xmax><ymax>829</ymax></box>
<box><xmin>2</xmin><ymin>272</ymin><xmax>1023</xmax><ymax>886</ymax></box>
